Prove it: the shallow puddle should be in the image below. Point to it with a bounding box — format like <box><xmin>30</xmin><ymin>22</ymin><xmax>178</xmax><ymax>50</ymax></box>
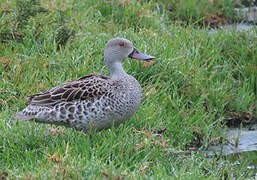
<box><xmin>207</xmin><ymin>125</ymin><xmax>257</xmax><ymax>156</ymax></box>
<box><xmin>221</xmin><ymin>23</ymin><xmax>256</xmax><ymax>32</ymax></box>
<box><xmin>234</xmin><ymin>6</ymin><xmax>257</xmax><ymax>23</ymax></box>
<box><xmin>209</xmin><ymin>6</ymin><xmax>257</xmax><ymax>34</ymax></box>
<box><xmin>209</xmin><ymin>23</ymin><xmax>256</xmax><ymax>35</ymax></box>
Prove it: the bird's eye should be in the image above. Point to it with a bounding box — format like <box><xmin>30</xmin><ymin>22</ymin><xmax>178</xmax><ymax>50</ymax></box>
<box><xmin>119</xmin><ymin>42</ymin><xmax>125</xmax><ymax>47</ymax></box>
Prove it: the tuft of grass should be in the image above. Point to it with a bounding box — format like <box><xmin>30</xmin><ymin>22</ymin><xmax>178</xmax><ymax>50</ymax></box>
<box><xmin>0</xmin><ymin>0</ymin><xmax>48</xmax><ymax>42</ymax></box>
<box><xmin>0</xmin><ymin>0</ymin><xmax>73</xmax><ymax>49</ymax></box>
<box><xmin>15</xmin><ymin>0</ymin><xmax>48</xmax><ymax>28</ymax></box>
<box><xmin>0</xmin><ymin>0</ymin><xmax>257</xmax><ymax>179</ymax></box>
<box><xmin>156</xmin><ymin>0</ymin><xmax>249</xmax><ymax>26</ymax></box>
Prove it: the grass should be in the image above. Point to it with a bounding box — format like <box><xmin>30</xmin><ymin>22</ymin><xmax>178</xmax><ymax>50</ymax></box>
<box><xmin>0</xmin><ymin>0</ymin><xmax>257</xmax><ymax>179</ymax></box>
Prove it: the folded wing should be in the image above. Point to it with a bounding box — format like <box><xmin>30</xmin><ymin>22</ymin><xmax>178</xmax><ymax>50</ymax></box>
<box><xmin>26</xmin><ymin>74</ymin><xmax>111</xmax><ymax>107</ymax></box>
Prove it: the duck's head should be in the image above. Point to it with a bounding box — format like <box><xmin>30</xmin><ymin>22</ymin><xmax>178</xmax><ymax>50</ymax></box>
<box><xmin>104</xmin><ymin>38</ymin><xmax>155</xmax><ymax>66</ymax></box>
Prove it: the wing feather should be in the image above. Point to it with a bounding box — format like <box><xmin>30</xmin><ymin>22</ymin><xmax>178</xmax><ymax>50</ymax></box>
<box><xmin>26</xmin><ymin>74</ymin><xmax>111</xmax><ymax>106</ymax></box>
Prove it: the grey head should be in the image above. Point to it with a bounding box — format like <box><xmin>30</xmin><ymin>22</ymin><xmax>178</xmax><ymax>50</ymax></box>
<box><xmin>104</xmin><ymin>38</ymin><xmax>155</xmax><ymax>78</ymax></box>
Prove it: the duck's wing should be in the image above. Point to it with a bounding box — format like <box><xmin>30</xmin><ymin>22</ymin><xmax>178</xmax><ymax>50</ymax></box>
<box><xmin>26</xmin><ymin>74</ymin><xmax>111</xmax><ymax>107</ymax></box>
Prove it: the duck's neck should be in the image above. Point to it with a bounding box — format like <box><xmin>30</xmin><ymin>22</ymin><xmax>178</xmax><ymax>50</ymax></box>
<box><xmin>108</xmin><ymin>61</ymin><xmax>128</xmax><ymax>79</ymax></box>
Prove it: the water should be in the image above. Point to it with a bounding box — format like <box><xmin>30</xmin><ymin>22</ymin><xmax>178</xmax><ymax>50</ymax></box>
<box><xmin>206</xmin><ymin>125</ymin><xmax>257</xmax><ymax>156</ymax></box>
<box><xmin>208</xmin><ymin>23</ymin><xmax>256</xmax><ymax>35</ymax></box>
<box><xmin>221</xmin><ymin>23</ymin><xmax>256</xmax><ymax>31</ymax></box>
<box><xmin>234</xmin><ymin>6</ymin><xmax>257</xmax><ymax>23</ymax></box>
<box><xmin>209</xmin><ymin>6</ymin><xmax>257</xmax><ymax>34</ymax></box>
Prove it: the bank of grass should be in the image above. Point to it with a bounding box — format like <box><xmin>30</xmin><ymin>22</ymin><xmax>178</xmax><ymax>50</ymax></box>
<box><xmin>0</xmin><ymin>0</ymin><xmax>257</xmax><ymax>179</ymax></box>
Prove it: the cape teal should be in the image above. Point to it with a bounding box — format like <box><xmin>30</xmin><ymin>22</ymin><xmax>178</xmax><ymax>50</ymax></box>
<box><xmin>15</xmin><ymin>38</ymin><xmax>155</xmax><ymax>133</ymax></box>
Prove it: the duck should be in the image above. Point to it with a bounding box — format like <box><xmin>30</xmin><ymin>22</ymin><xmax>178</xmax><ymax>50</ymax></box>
<box><xmin>15</xmin><ymin>38</ymin><xmax>155</xmax><ymax>133</ymax></box>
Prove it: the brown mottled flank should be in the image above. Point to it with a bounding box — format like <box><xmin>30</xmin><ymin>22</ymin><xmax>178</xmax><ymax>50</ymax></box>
<box><xmin>15</xmin><ymin>38</ymin><xmax>155</xmax><ymax>133</ymax></box>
